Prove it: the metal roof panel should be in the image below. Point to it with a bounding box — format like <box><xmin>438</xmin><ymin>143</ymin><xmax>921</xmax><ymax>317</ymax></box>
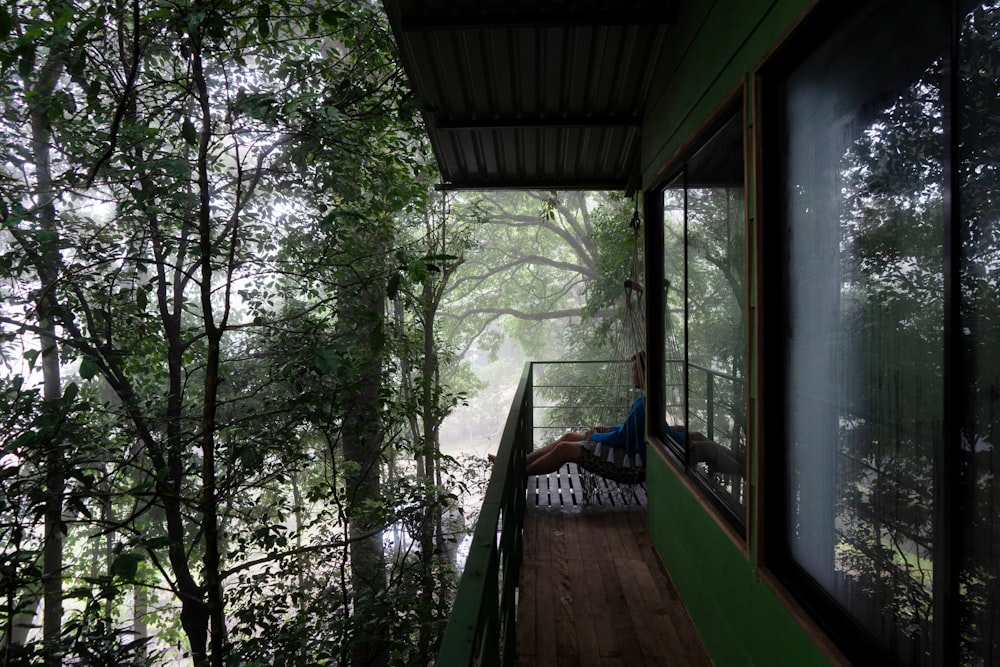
<box><xmin>383</xmin><ymin>0</ymin><xmax>677</xmax><ymax>190</ymax></box>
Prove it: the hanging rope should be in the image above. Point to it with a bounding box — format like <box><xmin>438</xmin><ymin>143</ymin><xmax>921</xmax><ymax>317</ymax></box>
<box><xmin>574</xmin><ymin>196</ymin><xmax>648</xmax><ymax>498</ymax></box>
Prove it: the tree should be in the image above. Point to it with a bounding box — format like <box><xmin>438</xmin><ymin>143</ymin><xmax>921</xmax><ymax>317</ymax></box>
<box><xmin>441</xmin><ymin>190</ymin><xmax>631</xmax><ymax>362</ymax></box>
<box><xmin>1</xmin><ymin>0</ymin><xmax>431</xmax><ymax>663</ymax></box>
<box><xmin>391</xmin><ymin>190</ymin><xmax>477</xmax><ymax>662</ymax></box>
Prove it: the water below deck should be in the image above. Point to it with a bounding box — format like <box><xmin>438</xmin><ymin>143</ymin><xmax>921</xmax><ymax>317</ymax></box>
<box><xmin>516</xmin><ymin>464</ymin><xmax>713</xmax><ymax>667</ymax></box>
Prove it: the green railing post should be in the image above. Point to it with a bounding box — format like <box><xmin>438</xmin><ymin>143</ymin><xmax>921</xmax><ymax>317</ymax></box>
<box><xmin>436</xmin><ymin>363</ymin><xmax>532</xmax><ymax>667</ymax></box>
<box><xmin>706</xmin><ymin>370</ymin><xmax>715</xmax><ymax>440</ymax></box>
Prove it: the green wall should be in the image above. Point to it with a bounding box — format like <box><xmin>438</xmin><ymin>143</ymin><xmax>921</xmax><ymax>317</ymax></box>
<box><xmin>642</xmin><ymin>0</ymin><xmax>810</xmax><ymax>184</ymax></box>
<box><xmin>647</xmin><ymin>457</ymin><xmax>830</xmax><ymax>666</ymax></box>
<box><xmin>641</xmin><ymin>1</ymin><xmax>836</xmax><ymax>664</ymax></box>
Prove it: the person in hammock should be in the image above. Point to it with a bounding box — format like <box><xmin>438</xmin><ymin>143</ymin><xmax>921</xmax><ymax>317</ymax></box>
<box><xmin>525</xmin><ymin>353</ymin><xmax>648</xmax><ymax>477</ymax></box>
<box><xmin>525</xmin><ymin>352</ymin><xmax>743</xmax><ymax>478</ymax></box>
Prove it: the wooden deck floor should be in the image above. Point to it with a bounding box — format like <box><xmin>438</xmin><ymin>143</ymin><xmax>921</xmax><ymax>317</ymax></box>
<box><xmin>516</xmin><ymin>465</ymin><xmax>713</xmax><ymax>667</ymax></box>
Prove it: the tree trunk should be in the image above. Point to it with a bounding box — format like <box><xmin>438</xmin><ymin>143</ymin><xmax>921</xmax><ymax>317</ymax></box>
<box><xmin>191</xmin><ymin>28</ymin><xmax>227</xmax><ymax>666</ymax></box>
<box><xmin>133</xmin><ymin>583</ymin><xmax>148</xmax><ymax>660</ymax></box>
<box><xmin>340</xmin><ymin>266</ymin><xmax>388</xmax><ymax>667</ymax></box>
<box><xmin>30</xmin><ymin>47</ymin><xmax>67</xmax><ymax>667</ymax></box>
<box><xmin>418</xmin><ymin>276</ymin><xmax>439</xmax><ymax>663</ymax></box>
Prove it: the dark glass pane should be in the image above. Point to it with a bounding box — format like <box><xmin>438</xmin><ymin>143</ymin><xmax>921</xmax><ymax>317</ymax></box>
<box><xmin>959</xmin><ymin>2</ymin><xmax>1000</xmax><ymax>663</ymax></box>
<box><xmin>781</xmin><ymin>1</ymin><xmax>946</xmax><ymax>663</ymax></box>
<box><xmin>685</xmin><ymin>115</ymin><xmax>746</xmax><ymax>510</ymax></box>
<box><xmin>663</xmin><ymin>176</ymin><xmax>686</xmax><ymax>437</ymax></box>
<box><xmin>661</xmin><ymin>112</ymin><xmax>747</xmax><ymax>517</ymax></box>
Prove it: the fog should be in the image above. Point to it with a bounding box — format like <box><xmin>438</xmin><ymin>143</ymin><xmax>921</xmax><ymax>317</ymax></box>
<box><xmin>439</xmin><ymin>338</ymin><xmax>528</xmax><ymax>460</ymax></box>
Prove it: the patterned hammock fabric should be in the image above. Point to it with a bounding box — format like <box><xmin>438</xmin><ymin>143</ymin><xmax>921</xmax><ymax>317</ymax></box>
<box><xmin>578</xmin><ymin>439</ymin><xmax>646</xmax><ymax>486</ymax></box>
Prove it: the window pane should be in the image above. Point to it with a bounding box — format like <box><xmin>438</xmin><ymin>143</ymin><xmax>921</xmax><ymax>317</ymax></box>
<box><xmin>661</xmin><ymin>112</ymin><xmax>747</xmax><ymax>519</ymax></box>
<box><xmin>781</xmin><ymin>1</ymin><xmax>946</xmax><ymax>662</ymax></box>
<box><xmin>663</xmin><ymin>176</ymin><xmax>686</xmax><ymax>437</ymax></box>
<box><xmin>686</xmin><ymin>115</ymin><xmax>746</xmax><ymax>510</ymax></box>
<box><xmin>959</xmin><ymin>2</ymin><xmax>1000</xmax><ymax>663</ymax></box>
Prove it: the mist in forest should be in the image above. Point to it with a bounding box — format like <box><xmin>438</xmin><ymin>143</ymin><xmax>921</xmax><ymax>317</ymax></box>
<box><xmin>439</xmin><ymin>339</ymin><xmax>528</xmax><ymax>459</ymax></box>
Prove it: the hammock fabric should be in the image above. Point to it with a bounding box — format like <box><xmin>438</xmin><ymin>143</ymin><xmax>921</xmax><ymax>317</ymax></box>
<box><xmin>579</xmin><ymin>440</ymin><xmax>646</xmax><ymax>485</ymax></box>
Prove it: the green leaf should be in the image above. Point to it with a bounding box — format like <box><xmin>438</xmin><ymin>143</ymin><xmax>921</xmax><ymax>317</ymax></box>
<box><xmin>321</xmin><ymin>9</ymin><xmax>347</xmax><ymax>26</ymax></box>
<box><xmin>124</xmin><ymin>480</ymin><xmax>155</xmax><ymax>497</ymax></box>
<box><xmin>163</xmin><ymin>158</ymin><xmax>190</xmax><ymax>179</ymax></box>
<box><xmin>79</xmin><ymin>356</ymin><xmax>99</xmax><ymax>380</ymax></box>
<box><xmin>181</xmin><ymin>118</ymin><xmax>197</xmax><ymax>145</ymax></box>
<box><xmin>387</xmin><ymin>272</ymin><xmax>402</xmax><ymax>300</ymax></box>
<box><xmin>17</xmin><ymin>44</ymin><xmax>35</xmax><ymax>79</ymax></box>
<box><xmin>315</xmin><ymin>347</ymin><xmax>341</xmax><ymax>374</ymax></box>
<box><xmin>137</xmin><ymin>535</ymin><xmax>173</xmax><ymax>550</ymax></box>
<box><xmin>110</xmin><ymin>552</ymin><xmax>143</xmax><ymax>581</ymax></box>
<box><xmin>62</xmin><ymin>381</ymin><xmax>79</xmax><ymax>404</ymax></box>
<box><xmin>257</xmin><ymin>3</ymin><xmax>271</xmax><ymax>39</ymax></box>
<box><xmin>23</xmin><ymin>349</ymin><xmax>39</xmax><ymax>370</ymax></box>
<box><xmin>0</xmin><ymin>6</ymin><xmax>12</xmax><ymax>40</ymax></box>
<box><xmin>86</xmin><ymin>79</ymin><xmax>101</xmax><ymax>105</ymax></box>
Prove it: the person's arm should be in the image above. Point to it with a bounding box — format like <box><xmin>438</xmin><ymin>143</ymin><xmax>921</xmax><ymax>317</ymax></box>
<box><xmin>590</xmin><ymin>423</ymin><xmax>625</xmax><ymax>447</ymax></box>
<box><xmin>590</xmin><ymin>398</ymin><xmax>645</xmax><ymax>451</ymax></box>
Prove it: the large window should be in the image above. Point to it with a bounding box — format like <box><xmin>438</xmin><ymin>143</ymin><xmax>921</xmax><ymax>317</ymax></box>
<box><xmin>660</xmin><ymin>109</ymin><xmax>747</xmax><ymax>526</ymax></box>
<box><xmin>765</xmin><ymin>1</ymin><xmax>1000</xmax><ymax>664</ymax></box>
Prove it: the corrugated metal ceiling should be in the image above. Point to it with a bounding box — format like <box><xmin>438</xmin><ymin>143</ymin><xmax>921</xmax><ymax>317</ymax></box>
<box><xmin>382</xmin><ymin>1</ymin><xmax>679</xmax><ymax>191</ymax></box>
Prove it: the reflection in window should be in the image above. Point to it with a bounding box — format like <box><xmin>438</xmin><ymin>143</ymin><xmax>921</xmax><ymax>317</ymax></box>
<box><xmin>780</xmin><ymin>1</ymin><xmax>945</xmax><ymax>663</ymax></box>
<box><xmin>662</xmin><ymin>112</ymin><xmax>747</xmax><ymax>521</ymax></box>
<box><xmin>959</xmin><ymin>3</ymin><xmax>1000</xmax><ymax>663</ymax></box>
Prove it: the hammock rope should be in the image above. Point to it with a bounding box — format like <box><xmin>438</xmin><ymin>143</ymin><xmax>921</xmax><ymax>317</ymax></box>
<box><xmin>576</xmin><ymin>200</ymin><xmax>650</xmax><ymax>501</ymax></box>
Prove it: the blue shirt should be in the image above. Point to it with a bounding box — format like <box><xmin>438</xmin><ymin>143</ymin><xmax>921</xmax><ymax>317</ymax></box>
<box><xmin>590</xmin><ymin>396</ymin><xmax>647</xmax><ymax>463</ymax></box>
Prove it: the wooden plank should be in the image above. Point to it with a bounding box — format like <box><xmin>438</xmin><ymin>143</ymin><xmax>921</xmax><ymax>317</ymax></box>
<box><xmin>548</xmin><ymin>513</ymin><xmax>579</xmax><ymax>659</ymax></box>
<box><xmin>603</xmin><ymin>513</ymin><xmax>631</xmax><ymax>563</ymax></box>
<box><xmin>582</xmin><ymin>511</ymin><xmax>612</xmax><ymax>559</ymax></box>
<box><xmin>567</xmin><ymin>464</ymin><xmax>583</xmax><ymax>506</ymax></box>
<box><xmin>533</xmin><ymin>513</ymin><xmax>558</xmax><ymax>663</ymax></box>
<box><xmin>616</xmin><ymin>557</ymin><xmax>681</xmax><ymax>661</ymax></box>
<box><xmin>516</xmin><ymin>506</ymin><xmax>711</xmax><ymax>667</ymax></box>
<box><xmin>579</xmin><ymin>554</ymin><xmax>619</xmax><ymax>659</ymax></box>
<box><xmin>593</xmin><ymin>474</ymin><xmax>607</xmax><ymax>507</ymax></box>
<box><xmin>566</xmin><ymin>555</ymin><xmax>603</xmax><ymax>667</ymax></box>
<box><xmin>558</xmin><ymin>466</ymin><xmax>572</xmax><ymax>507</ymax></box>
<box><xmin>633</xmin><ymin>482</ymin><xmax>648</xmax><ymax>506</ymax></box>
<box><xmin>554</xmin><ymin>555</ymin><xmax>578</xmax><ymax>658</ymax></box>
<box><xmin>597</xmin><ymin>558</ymin><xmax>647</xmax><ymax>666</ymax></box>
<box><xmin>517</xmin><ymin>513</ymin><xmax>538</xmax><ymax>662</ymax></box>
<box><xmin>616</xmin><ymin>509</ymin><xmax>645</xmax><ymax>551</ymax></box>
<box><xmin>562</xmin><ymin>513</ymin><xmax>583</xmax><ymax>563</ymax></box>
<box><xmin>646</xmin><ymin>549</ymin><xmax>714</xmax><ymax>665</ymax></box>
<box><xmin>626</xmin><ymin>510</ymin><xmax>652</xmax><ymax>553</ymax></box>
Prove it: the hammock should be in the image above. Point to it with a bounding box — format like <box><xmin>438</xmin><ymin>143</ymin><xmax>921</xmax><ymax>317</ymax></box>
<box><xmin>573</xmin><ymin>203</ymin><xmax>655</xmax><ymax>502</ymax></box>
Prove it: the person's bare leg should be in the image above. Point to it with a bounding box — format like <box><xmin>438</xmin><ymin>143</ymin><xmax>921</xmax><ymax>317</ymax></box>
<box><xmin>689</xmin><ymin>437</ymin><xmax>743</xmax><ymax>475</ymax></box>
<box><xmin>526</xmin><ymin>431</ymin><xmax>586</xmax><ymax>466</ymax></box>
<box><xmin>491</xmin><ymin>431</ymin><xmax>585</xmax><ymax>464</ymax></box>
<box><xmin>526</xmin><ymin>440</ymin><xmax>582</xmax><ymax>476</ymax></box>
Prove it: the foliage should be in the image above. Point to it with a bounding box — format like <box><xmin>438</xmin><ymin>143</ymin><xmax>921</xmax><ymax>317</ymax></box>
<box><xmin>442</xmin><ymin>191</ymin><xmax>626</xmax><ymax>360</ymax></box>
<box><xmin>0</xmin><ymin>0</ymin><xmax>466</xmax><ymax>664</ymax></box>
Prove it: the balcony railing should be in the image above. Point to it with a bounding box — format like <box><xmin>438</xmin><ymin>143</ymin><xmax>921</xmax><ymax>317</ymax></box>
<box><xmin>436</xmin><ymin>364</ymin><xmax>532</xmax><ymax>667</ymax></box>
<box><xmin>435</xmin><ymin>359</ymin><xmax>745</xmax><ymax>665</ymax></box>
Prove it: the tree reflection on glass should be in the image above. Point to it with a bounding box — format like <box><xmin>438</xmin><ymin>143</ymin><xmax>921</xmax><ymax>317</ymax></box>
<box><xmin>959</xmin><ymin>2</ymin><xmax>1000</xmax><ymax>663</ymax></box>
<box><xmin>833</xmin><ymin>62</ymin><xmax>943</xmax><ymax>661</ymax></box>
<box><xmin>783</xmin><ymin>3</ymin><xmax>946</xmax><ymax>662</ymax></box>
